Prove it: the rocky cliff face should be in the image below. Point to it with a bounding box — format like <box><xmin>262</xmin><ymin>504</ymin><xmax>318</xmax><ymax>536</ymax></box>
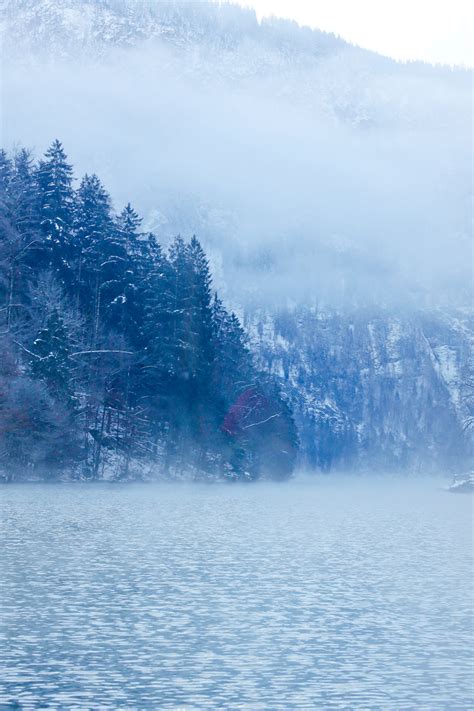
<box><xmin>246</xmin><ymin>307</ymin><xmax>473</xmax><ymax>473</ymax></box>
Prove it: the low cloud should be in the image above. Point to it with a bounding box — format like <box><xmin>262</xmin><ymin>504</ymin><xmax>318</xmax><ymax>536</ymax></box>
<box><xmin>2</xmin><ymin>37</ymin><xmax>471</xmax><ymax>307</ymax></box>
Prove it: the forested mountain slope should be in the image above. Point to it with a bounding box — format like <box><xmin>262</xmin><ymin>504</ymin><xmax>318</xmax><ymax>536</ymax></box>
<box><xmin>1</xmin><ymin>1</ymin><xmax>472</xmax><ymax>474</ymax></box>
<box><xmin>0</xmin><ymin>143</ymin><xmax>296</xmax><ymax>480</ymax></box>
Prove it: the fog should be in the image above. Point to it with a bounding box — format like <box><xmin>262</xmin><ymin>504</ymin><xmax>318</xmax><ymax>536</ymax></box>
<box><xmin>1</xmin><ymin>18</ymin><xmax>472</xmax><ymax>307</ymax></box>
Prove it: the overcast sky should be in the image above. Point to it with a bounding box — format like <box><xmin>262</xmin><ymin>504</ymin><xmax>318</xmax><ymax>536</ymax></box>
<box><xmin>226</xmin><ymin>0</ymin><xmax>473</xmax><ymax>66</ymax></box>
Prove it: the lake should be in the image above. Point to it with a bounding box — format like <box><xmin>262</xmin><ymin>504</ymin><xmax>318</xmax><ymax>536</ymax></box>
<box><xmin>0</xmin><ymin>477</ymin><xmax>472</xmax><ymax>709</ymax></box>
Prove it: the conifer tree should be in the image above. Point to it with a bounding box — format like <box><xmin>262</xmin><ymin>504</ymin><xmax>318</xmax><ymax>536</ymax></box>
<box><xmin>187</xmin><ymin>235</ymin><xmax>214</xmax><ymax>369</ymax></box>
<box><xmin>116</xmin><ymin>203</ymin><xmax>142</xmax><ymax>253</ymax></box>
<box><xmin>0</xmin><ymin>143</ymin><xmax>298</xmax><ymax>481</ymax></box>
<box><xmin>0</xmin><ymin>151</ymin><xmax>14</xmax><ymax>314</ymax></box>
<box><xmin>29</xmin><ymin>309</ymin><xmax>75</xmax><ymax>407</ymax></box>
<box><xmin>0</xmin><ymin>149</ymin><xmax>13</xmax><ymax>202</ymax></box>
<box><xmin>0</xmin><ymin>150</ymin><xmax>36</xmax><ymax>336</ymax></box>
<box><xmin>11</xmin><ymin>149</ymin><xmax>39</xmax><ymax>237</ymax></box>
<box><xmin>74</xmin><ymin>173</ymin><xmax>128</xmax><ymax>341</ymax></box>
<box><xmin>36</xmin><ymin>140</ymin><xmax>75</xmax><ymax>282</ymax></box>
<box><xmin>109</xmin><ymin>203</ymin><xmax>143</xmax><ymax>337</ymax></box>
<box><xmin>211</xmin><ymin>293</ymin><xmax>253</xmax><ymax>401</ymax></box>
<box><xmin>141</xmin><ymin>234</ymin><xmax>175</xmax><ymax>362</ymax></box>
<box><xmin>168</xmin><ymin>235</ymin><xmax>192</xmax><ymax>381</ymax></box>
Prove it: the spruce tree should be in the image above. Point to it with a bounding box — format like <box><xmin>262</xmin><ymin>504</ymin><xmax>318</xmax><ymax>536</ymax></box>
<box><xmin>11</xmin><ymin>148</ymin><xmax>40</xmax><ymax>237</ymax></box>
<box><xmin>0</xmin><ymin>149</ymin><xmax>13</xmax><ymax>201</ymax></box>
<box><xmin>168</xmin><ymin>235</ymin><xmax>192</xmax><ymax>381</ymax></box>
<box><xmin>116</xmin><ymin>203</ymin><xmax>142</xmax><ymax>253</ymax></box>
<box><xmin>187</xmin><ymin>235</ymin><xmax>214</xmax><ymax>368</ymax></box>
<box><xmin>141</xmin><ymin>234</ymin><xmax>175</xmax><ymax>363</ymax></box>
<box><xmin>0</xmin><ymin>150</ymin><xmax>35</xmax><ymax>336</ymax></box>
<box><xmin>74</xmin><ymin>173</ymin><xmax>128</xmax><ymax>340</ymax></box>
<box><xmin>36</xmin><ymin>140</ymin><xmax>75</xmax><ymax>283</ymax></box>
<box><xmin>109</xmin><ymin>203</ymin><xmax>143</xmax><ymax>338</ymax></box>
<box><xmin>29</xmin><ymin>309</ymin><xmax>75</xmax><ymax>407</ymax></box>
<box><xmin>134</xmin><ymin>234</ymin><xmax>176</xmax><ymax>451</ymax></box>
<box><xmin>211</xmin><ymin>293</ymin><xmax>253</xmax><ymax>401</ymax></box>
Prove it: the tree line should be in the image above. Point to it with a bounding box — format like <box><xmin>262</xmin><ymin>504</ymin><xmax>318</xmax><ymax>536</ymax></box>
<box><xmin>0</xmin><ymin>141</ymin><xmax>297</xmax><ymax>481</ymax></box>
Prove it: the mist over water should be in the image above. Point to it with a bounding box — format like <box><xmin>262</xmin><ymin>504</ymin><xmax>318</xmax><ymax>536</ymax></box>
<box><xmin>1</xmin><ymin>477</ymin><xmax>472</xmax><ymax>709</ymax></box>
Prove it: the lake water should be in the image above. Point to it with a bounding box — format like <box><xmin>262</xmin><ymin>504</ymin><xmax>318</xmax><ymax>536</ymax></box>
<box><xmin>0</xmin><ymin>477</ymin><xmax>472</xmax><ymax>710</ymax></box>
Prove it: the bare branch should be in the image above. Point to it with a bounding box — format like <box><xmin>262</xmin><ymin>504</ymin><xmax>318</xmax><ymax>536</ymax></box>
<box><xmin>242</xmin><ymin>412</ymin><xmax>281</xmax><ymax>429</ymax></box>
<box><xmin>70</xmin><ymin>350</ymin><xmax>134</xmax><ymax>358</ymax></box>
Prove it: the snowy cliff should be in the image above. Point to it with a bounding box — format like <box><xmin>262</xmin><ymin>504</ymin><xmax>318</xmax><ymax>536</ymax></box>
<box><xmin>246</xmin><ymin>307</ymin><xmax>473</xmax><ymax>472</ymax></box>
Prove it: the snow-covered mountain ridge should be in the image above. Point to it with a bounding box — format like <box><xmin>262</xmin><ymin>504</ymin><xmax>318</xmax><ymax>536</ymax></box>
<box><xmin>2</xmin><ymin>0</ymin><xmax>469</xmax><ymax>129</ymax></box>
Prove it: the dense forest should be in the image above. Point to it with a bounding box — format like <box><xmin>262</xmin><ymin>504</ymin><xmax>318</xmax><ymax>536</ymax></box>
<box><xmin>0</xmin><ymin>141</ymin><xmax>297</xmax><ymax>482</ymax></box>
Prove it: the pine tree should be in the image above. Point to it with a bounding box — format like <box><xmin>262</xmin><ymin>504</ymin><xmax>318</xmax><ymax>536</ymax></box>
<box><xmin>11</xmin><ymin>148</ymin><xmax>40</xmax><ymax>238</ymax></box>
<box><xmin>211</xmin><ymin>293</ymin><xmax>253</xmax><ymax>401</ymax></box>
<box><xmin>109</xmin><ymin>203</ymin><xmax>143</xmax><ymax>338</ymax></box>
<box><xmin>168</xmin><ymin>235</ymin><xmax>192</xmax><ymax>380</ymax></box>
<box><xmin>141</xmin><ymin>234</ymin><xmax>175</xmax><ymax>361</ymax></box>
<box><xmin>0</xmin><ymin>149</ymin><xmax>13</xmax><ymax>203</ymax></box>
<box><xmin>133</xmin><ymin>234</ymin><xmax>177</xmax><ymax>453</ymax></box>
<box><xmin>29</xmin><ymin>309</ymin><xmax>76</xmax><ymax>407</ymax></box>
<box><xmin>74</xmin><ymin>173</ymin><xmax>128</xmax><ymax>341</ymax></box>
<box><xmin>116</xmin><ymin>203</ymin><xmax>142</xmax><ymax>253</ymax></box>
<box><xmin>0</xmin><ymin>150</ymin><xmax>36</xmax><ymax>336</ymax></box>
<box><xmin>168</xmin><ymin>235</ymin><xmax>214</xmax><ymax>383</ymax></box>
<box><xmin>187</xmin><ymin>235</ymin><xmax>214</xmax><ymax>371</ymax></box>
<box><xmin>0</xmin><ymin>151</ymin><xmax>14</xmax><ymax>317</ymax></box>
<box><xmin>36</xmin><ymin>140</ymin><xmax>75</xmax><ymax>283</ymax></box>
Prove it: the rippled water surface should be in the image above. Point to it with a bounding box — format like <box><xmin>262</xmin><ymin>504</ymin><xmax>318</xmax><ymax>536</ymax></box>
<box><xmin>1</xmin><ymin>478</ymin><xmax>472</xmax><ymax>709</ymax></box>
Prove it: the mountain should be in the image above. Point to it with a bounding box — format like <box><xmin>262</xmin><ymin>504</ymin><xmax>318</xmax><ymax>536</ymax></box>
<box><xmin>2</xmin><ymin>0</ymin><xmax>345</xmax><ymax>59</ymax></box>
<box><xmin>247</xmin><ymin>307</ymin><xmax>473</xmax><ymax>472</ymax></box>
<box><xmin>1</xmin><ymin>0</ymin><xmax>472</xmax><ymax>473</ymax></box>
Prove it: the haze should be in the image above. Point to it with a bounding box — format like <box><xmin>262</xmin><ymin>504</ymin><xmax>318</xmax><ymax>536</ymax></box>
<box><xmin>1</xmin><ymin>3</ymin><xmax>472</xmax><ymax>307</ymax></box>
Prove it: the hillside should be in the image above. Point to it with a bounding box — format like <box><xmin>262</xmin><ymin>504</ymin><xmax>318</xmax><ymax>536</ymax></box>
<box><xmin>1</xmin><ymin>0</ymin><xmax>472</xmax><ymax>473</ymax></box>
